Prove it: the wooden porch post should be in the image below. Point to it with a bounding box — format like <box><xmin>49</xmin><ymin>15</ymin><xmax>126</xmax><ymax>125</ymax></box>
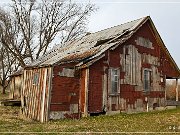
<box><xmin>84</xmin><ymin>68</ymin><xmax>89</xmax><ymax>116</ymax></box>
<box><xmin>176</xmin><ymin>78</ymin><xmax>179</xmax><ymax>101</ymax></box>
<box><xmin>164</xmin><ymin>75</ymin><xmax>167</xmax><ymax>101</ymax></box>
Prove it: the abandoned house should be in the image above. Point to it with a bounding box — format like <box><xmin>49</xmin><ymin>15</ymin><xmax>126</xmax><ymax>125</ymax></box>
<box><xmin>20</xmin><ymin>16</ymin><xmax>180</xmax><ymax>122</ymax></box>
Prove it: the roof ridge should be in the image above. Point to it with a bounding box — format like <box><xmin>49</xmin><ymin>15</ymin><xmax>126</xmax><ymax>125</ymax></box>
<box><xmin>86</xmin><ymin>16</ymin><xmax>149</xmax><ymax>36</ymax></box>
<box><xmin>28</xmin><ymin>16</ymin><xmax>149</xmax><ymax>67</ymax></box>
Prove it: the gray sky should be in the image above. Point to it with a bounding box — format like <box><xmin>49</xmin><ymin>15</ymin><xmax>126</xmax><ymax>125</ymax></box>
<box><xmin>87</xmin><ymin>0</ymin><xmax>180</xmax><ymax>67</ymax></box>
<box><xmin>0</xmin><ymin>0</ymin><xmax>180</xmax><ymax>67</ymax></box>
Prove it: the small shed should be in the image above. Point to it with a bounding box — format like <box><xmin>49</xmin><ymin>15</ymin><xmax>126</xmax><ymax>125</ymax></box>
<box><xmin>21</xmin><ymin>16</ymin><xmax>180</xmax><ymax>122</ymax></box>
<box><xmin>9</xmin><ymin>69</ymin><xmax>23</xmax><ymax>99</ymax></box>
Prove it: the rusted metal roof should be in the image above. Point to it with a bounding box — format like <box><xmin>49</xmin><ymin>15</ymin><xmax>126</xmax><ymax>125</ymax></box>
<box><xmin>27</xmin><ymin>16</ymin><xmax>180</xmax><ymax>75</ymax></box>
<box><xmin>28</xmin><ymin>16</ymin><xmax>146</xmax><ymax>67</ymax></box>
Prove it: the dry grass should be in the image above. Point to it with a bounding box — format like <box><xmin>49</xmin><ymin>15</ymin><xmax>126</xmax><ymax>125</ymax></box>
<box><xmin>0</xmin><ymin>87</ymin><xmax>9</xmax><ymax>101</ymax></box>
<box><xmin>0</xmin><ymin>92</ymin><xmax>180</xmax><ymax>134</ymax></box>
<box><xmin>0</xmin><ymin>105</ymin><xmax>180</xmax><ymax>134</ymax></box>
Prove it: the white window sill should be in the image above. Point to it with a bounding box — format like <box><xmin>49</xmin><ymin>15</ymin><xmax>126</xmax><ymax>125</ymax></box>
<box><xmin>109</xmin><ymin>93</ymin><xmax>120</xmax><ymax>96</ymax></box>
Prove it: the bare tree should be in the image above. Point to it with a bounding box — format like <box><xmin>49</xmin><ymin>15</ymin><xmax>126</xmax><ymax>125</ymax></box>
<box><xmin>0</xmin><ymin>0</ymin><xmax>96</xmax><ymax>67</ymax></box>
<box><xmin>0</xmin><ymin>45</ymin><xmax>17</xmax><ymax>94</ymax></box>
<box><xmin>0</xmin><ymin>7</ymin><xmax>24</xmax><ymax>67</ymax></box>
<box><xmin>0</xmin><ymin>0</ymin><xmax>95</xmax><ymax>94</ymax></box>
<box><xmin>0</xmin><ymin>8</ymin><xmax>21</xmax><ymax>94</ymax></box>
<box><xmin>166</xmin><ymin>80</ymin><xmax>180</xmax><ymax>101</ymax></box>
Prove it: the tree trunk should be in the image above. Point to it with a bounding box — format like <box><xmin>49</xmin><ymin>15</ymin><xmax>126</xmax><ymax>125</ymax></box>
<box><xmin>2</xmin><ymin>86</ymin><xmax>5</xmax><ymax>94</ymax></box>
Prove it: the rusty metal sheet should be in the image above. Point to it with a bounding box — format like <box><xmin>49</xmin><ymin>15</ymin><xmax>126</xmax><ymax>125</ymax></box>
<box><xmin>28</xmin><ymin>17</ymin><xmax>146</xmax><ymax>67</ymax></box>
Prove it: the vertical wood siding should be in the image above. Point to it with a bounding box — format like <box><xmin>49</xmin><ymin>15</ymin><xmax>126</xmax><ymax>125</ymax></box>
<box><xmin>21</xmin><ymin>67</ymin><xmax>52</xmax><ymax>122</ymax></box>
<box><xmin>9</xmin><ymin>75</ymin><xmax>22</xmax><ymax>99</ymax></box>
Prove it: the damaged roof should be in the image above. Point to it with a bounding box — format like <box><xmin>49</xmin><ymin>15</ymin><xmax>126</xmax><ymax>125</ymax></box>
<box><xmin>29</xmin><ymin>16</ymin><xmax>146</xmax><ymax>67</ymax></box>
<box><xmin>27</xmin><ymin>16</ymin><xmax>180</xmax><ymax>75</ymax></box>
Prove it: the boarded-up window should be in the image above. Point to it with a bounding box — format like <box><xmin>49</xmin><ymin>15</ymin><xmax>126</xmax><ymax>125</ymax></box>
<box><xmin>144</xmin><ymin>69</ymin><xmax>151</xmax><ymax>91</ymax></box>
<box><xmin>135</xmin><ymin>37</ymin><xmax>153</xmax><ymax>49</ymax></box>
<box><xmin>59</xmin><ymin>68</ymin><xmax>74</xmax><ymax>77</ymax></box>
<box><xmin>33</xmin><ymin>72</ymin><xmax>39</xmax><ymax>85</ymax></box>
<box><xmin>110</xmin><ymin>69</ymin><xmax>119</xmax><ymax>93</ymax></box>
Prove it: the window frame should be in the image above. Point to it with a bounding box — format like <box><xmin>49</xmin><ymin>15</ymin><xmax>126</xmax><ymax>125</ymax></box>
<box><xmin>143</xmin><ymin>69</ymin><xmax>152</xmax><ymax>92</ymax></box>
<box><xmin>33</xmin><ymin>72</ymin><xmax>39</xmax><ymax>85</ymax></box>
<box><xmin>109</xmin><ymin>68</ymin><xmax>120</xmax><ymax>94</ymax></box>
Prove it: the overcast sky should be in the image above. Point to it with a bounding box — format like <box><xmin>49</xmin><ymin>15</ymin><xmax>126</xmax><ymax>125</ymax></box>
<box><xmin>87</xmin><ymin>0</ymin><xmax>180</xmax><ymax>66</ymax></box>
<box><xmin>0</xmin><ymin>0</ymin><xmax>180</xmax><ymax>67</ymax></box>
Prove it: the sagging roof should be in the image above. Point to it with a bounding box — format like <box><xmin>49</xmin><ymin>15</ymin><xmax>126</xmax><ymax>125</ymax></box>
<box><xmin>28</xmin><ymin>16</ymin><xmax>146</xmax><ymax>67</ymax></box>
<box><xmin>27</xmin><ymin>16</ymin><xmax>180</xmax><ymax>76</ymax></box>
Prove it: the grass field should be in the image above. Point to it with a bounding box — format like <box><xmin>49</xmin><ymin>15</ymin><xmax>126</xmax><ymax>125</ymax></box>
<box><xmin>0</xmin><ymin>91</ymin><xmax>180</xmax><ymax>134</ymax></box>
<box><xmin>0</xmin><ymin>105</ymin><xmax>180</xmax><ymax>134</ymax></box>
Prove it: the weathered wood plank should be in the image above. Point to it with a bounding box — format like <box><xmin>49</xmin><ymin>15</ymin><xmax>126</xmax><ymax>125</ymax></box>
<box><xmin>41</xmin><ymin>68</ymin><xmax>47</xmax><ymax>122</ymax></box>
<box><xmin>84</xmin><ymin>68</ymin><xmax>89</xmax><ymax>116</ymax></box>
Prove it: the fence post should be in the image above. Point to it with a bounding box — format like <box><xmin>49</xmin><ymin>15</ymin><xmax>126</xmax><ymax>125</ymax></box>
<box><xmin>176</xmin><ymin>78</ymin><xmax>179</xmax><ymax>101</ymax></box>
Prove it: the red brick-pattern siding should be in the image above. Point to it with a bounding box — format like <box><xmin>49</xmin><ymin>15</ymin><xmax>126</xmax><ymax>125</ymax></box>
<box><xmin>50</xmin><ymin>64</ymin><xmax>80</xmax><ymax>113</ymax></box>
<box><xmin>109</xmin><ymin>48</ymin><xmax>121</xmax><ymax>68</ymax></box>
<box><xmin>125</xmin><ymin>21</ymin><xmax>160</xmax><ymax>57</ymax></box>
<box><xmin>89</xmin><ymin>60</ymin><xmax>104</xmax><ymax>113</ymax></box>
<box><xmin>88</xmin><ymin>20</ymin><xmax>173</xmax><ymax>113</ymax></box>
<box><xmin>118</xmin><ymin>21</ymin><xmax>167</xmax><ymax>108</ymax></box>
<box><xmin>125</xmin><ymin>20</ymin><xmax>179</xmax><ymax>78</ymax></box>
<box><xmin>88</xmin><ymin>46</ymin><xmax>122</xmax><ymax>113</ymax></box>
<box><xmin>160</xmin><ymin>49</ymin><xmax>179</xmax><ymax>78</ymax></box>
<box><xmin>120</xmin><ymin>84</ymin><xmax>164</xmax><ymax>103</ymax></box>
<box><xmin>120</xmin><ymin>84</ymin><xmax>139</xmax><ymax>104</ymax></box>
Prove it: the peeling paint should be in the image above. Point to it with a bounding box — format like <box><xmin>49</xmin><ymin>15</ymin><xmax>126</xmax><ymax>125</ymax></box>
<box><xmin>21</xmin><ymin>16</ymin><xmax>180</xmax><ymax>122</ymax></box>
<box><xmin>59</xmin><ymin>68</ymin><xmax>75</xmax><ymax>77</ymax></box>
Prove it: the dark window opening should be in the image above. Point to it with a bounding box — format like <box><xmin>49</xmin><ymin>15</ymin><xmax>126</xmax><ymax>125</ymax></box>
<box><xmin>33</xmin><ymin>72</ymin><xmax>39</xmax><ymax>85</ymax></box>
<box><xmin>144</xmin><ymin>69</ymin><xmax>151</xmax><ymax>92</ymax></box>
<box><xmin>111</xmin><ymin>69</ymin><xmax>119</xmax><ymax>94</ymax></box>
